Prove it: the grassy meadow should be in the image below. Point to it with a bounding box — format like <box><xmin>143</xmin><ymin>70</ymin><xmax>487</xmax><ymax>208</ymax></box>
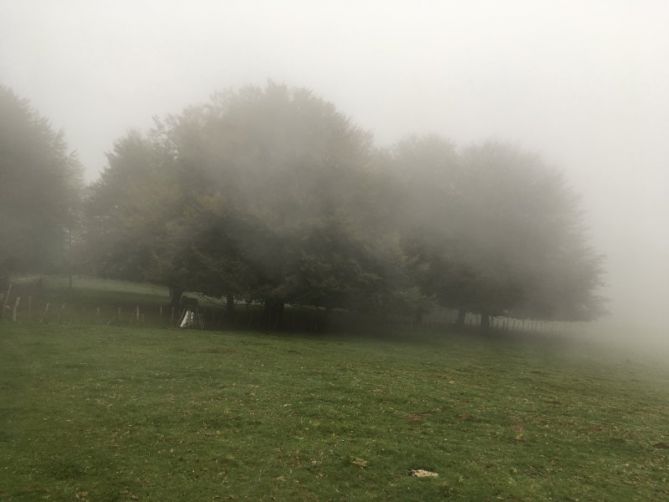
<box><xmin>1</xmin><ymin>319</ymin><xmax>668</xmax><ymax>501</ymax></box>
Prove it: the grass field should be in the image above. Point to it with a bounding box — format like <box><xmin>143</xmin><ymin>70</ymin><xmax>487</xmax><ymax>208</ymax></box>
<box><xmin>12</xmin><ymin>275</ymin><xmax>169</xmax><ymax>306</ymax></box>
<box><xmin>1</xmin><ymin>321</ymin><xmax>668</xmax><ymax>501</ymax></box>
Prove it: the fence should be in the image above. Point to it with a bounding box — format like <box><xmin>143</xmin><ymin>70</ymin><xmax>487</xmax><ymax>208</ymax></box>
<box><xmin>0</xmin><ymin>291</ymin><xmax>331</xmax><ymax>332</ymax></box>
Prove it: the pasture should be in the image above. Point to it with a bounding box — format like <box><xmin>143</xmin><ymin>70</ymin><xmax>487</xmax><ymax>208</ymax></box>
<box><xmin>1</xmin><ymin>320</ymin><xmax>668</xmax><ymax>501</ymax></box>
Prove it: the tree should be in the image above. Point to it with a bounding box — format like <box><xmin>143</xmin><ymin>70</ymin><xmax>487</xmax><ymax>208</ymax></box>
<box><xmin>458</xmin><ymin>142</ymin><xmax>604</xmax><ymax>324</ymax></box>
<box><xmin>83</xmin><ymin>86</ymin><xmax>603</xmax><ymax>332</ymax></box>
<box><xmin>391</xmin><ymin>137</ymin><xmax>603</xmax><ymax>330</ymax></box>
<box><xmin>83</xmin><ymin>130</ymin><xmax>185</xmax><ymax>304</ymax></box>
<box><xmin>387</xmin><ymin>135</ymin><xmax>472</xmax><ymax>324</ymax></box>
<box><xmin>164</xmin><ymin>84</ymin><xmax>400</xmax><ymax>322</ymax></box>
<box><xmin>0</xmin><ymin>85</ymin><xmax>81</xmax><ymax>292</ymax></box>
<box><xmin>83</xmin><ymin>83</ymin><xmax>400</xmax><ymax>324</ymax></box>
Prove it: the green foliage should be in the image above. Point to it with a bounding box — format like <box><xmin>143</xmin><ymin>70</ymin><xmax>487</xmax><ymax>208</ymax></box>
<box><xmin>81</xmin><ymin>84</ymin><xmax>603</xmax><ymax>327</ymax></box>
<box><xmin>393</xmin><ymin>138</ymin><xmax>604</xmax><ymax>322</ymax></box>
<box><xmin>458</xmin><ymin>142</ymin><xmax>604</xmax><ymax>320</ymax></box>
<box><xmin>84</xmin><ymin>83</ymin><xmax>399</xmax><ymax>319</ymax></box>
<box><xmin>0</xmin><ymin>86</ymin><xmax>81</xmax><ymax>285</ymax></box>
<box><xmin>83</xmin><ymin>131</ymin><xmax>178</xmax><ymax>281</ymax></box>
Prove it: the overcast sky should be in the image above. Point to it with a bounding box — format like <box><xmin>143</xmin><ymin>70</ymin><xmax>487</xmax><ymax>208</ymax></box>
<box><xmin>1</xmin><ymin>0</ymin><xmax>668</xmax><ymax>334</ymax></box>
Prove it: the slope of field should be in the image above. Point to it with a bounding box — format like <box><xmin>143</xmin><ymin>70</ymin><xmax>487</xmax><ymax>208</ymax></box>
<box><xmin>1</xmin><ymin>322</ymin><xmax>668</xmax><ymax>501</ymax></box>
<box><xmin>12</xmin><ymin>275</ymin><xmax>169</xmax><ymax>305</ymax></box>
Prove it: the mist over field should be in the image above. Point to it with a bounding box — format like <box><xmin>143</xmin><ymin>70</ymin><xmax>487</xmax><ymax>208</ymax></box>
<box><xmin>1</xmin><ymin>0</ymin><xmax>668</xmax><ymax>345</ymax></box>
<box><xmin>3</xmin><ymin>4</ymin><xmax>669</xmax><ymax>499</ymax></box>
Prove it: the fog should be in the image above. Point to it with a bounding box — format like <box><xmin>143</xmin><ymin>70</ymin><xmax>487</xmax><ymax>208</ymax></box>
<box><xmin>2</xmin><ymin>0</ymin><xmax>668</xmax><ymax>344</ymax></box>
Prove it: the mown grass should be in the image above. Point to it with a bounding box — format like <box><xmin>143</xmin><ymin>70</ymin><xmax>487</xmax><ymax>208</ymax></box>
<box><xmin>1</xmin><ymin>321</ymin><xmax>668</xmax><ymax>501</ymax></box>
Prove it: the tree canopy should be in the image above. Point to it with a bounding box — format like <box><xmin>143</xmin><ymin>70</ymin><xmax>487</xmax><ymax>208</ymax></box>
<box><xmin>0</xmin><ymin>86</ymin><xmax>81</xmax><ymax>290</ymax></box>
<box><xmin>84</xmin><ymin>84</ymin><xmax>401</xmax><ymax>321</ymax></box>
<box><xmin>81</xmin><ymin>83</ymin><xmax>603</xmax><ymax>329</ymax></box>
<box><xmin>395</xmin><ymin>140</ymin><xmax>603</xmax><ymax>326</ymax></box>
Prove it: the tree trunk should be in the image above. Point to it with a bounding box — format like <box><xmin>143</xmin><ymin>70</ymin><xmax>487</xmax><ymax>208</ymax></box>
<box><xmin>413</xmin><ymin>308</ymin><xmax>424</xmax><ymax>327</ymax></box>
<box><xmin>480</xmin><ymin>311</ymin><xmax>491</xmax><ymax>333</ymax></box>
<box><xmin>67</xmin><ymin>227</ymin><xmax>73</xmax><ymax>291</ymax></box>
<box><xmin>169</xmin><ymin>287</ymin><xmax>183</xmax><ymax>309</ymax></box>
<box><xmin>322</xmin><ymin>307</ymin><xmax>331</xmax><ymax>332</ymax></box>
<box><xmin>455</xmin><ymin>308</ymin><xmax>466</xmax><ymax>329</ymax></box>
<box><xmin>0</xmin><ymin>264</ymin><xmax>9</xmax><ymax>302</ymax></box>
<box><xmin>226</xmin><ymin>294</ymin><xmax>235</xmax><ymax>322</ymax></box>
<box><xmin>0</xmin><ymin>282</ymin><xmax>12</xmax><ymax>320</ymax></box>
<box><xmin>263</xmin><ymin>300</ymin><xmax>271</xmax><ymax>328</ymax></box>
<box><xmin>273</xmin><ymin>301</ymin><xmax>284</xmax><ymax>330</ymax></box>
<box><xmin>263</xmin><ymin>298</ymin><xmax>285</xmax><ymax>330</ymax></box>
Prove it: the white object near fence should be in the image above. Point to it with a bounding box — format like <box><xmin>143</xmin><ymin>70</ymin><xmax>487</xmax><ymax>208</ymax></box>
<box><xmin>179</xmin><ymin>310</ymin><xmax>196</xmax><ymax>328</ymax></box>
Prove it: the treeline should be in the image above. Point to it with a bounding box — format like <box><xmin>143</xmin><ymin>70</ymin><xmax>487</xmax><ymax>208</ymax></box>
<box><xmin>1</xmin><ymin>83</ymin><xmax>604</xmax><ymax>330</ymax></box>
<box><xmin>0</xmin><ymin>86</ymin><xmax>81</xmax><ymax>291</ymax></box>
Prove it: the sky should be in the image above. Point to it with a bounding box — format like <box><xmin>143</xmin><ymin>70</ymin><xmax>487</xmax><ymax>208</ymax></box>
<box><xmin>1</xmin><ymin>0</ymin><xmax>668</xmax><ymax>335</ymax></box>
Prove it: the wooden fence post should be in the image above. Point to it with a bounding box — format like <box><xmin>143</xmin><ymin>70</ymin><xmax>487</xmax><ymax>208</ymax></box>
<box><xmin>0</xmin><ymin>283</ymin><xmax>12</xmax><ymax>320</ymax></box>
<box><xmin>12</xmin><ymin>297</ymin><xmax>21</xmax><ymax>322</ymax></box>
<box><xmin>42</xmin><ymin>302</ymin><xmax>50</xmax><ymax>322</ymax></box>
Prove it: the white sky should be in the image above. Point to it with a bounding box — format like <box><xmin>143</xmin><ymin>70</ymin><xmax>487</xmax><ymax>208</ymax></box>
<box><xmin>1</xmin><ymin>0</ymin><xmax>668</xmax><ymax>333</ymax></box>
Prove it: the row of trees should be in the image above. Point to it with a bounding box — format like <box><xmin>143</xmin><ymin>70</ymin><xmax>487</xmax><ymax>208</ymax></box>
<box><xmin>1</xmin><ymin>83</ymin><xmax>604</xmax><ymax>329</ymax></box>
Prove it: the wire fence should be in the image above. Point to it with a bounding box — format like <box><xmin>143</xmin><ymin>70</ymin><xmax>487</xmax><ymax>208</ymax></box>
<box><xmin>0</xmin><ymin>289</ymin><xmax>589</xmax><ymax>337</ymax></box>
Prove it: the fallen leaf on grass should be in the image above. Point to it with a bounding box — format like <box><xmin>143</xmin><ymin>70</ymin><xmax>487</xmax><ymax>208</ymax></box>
<box><xmin>653</xmin><ymin>442</ymin><xmax>669</xmax><ymax>449</ymax></box>
<box><xmin>410</xmin><ymin>469</ymin><xmax>439</xmax><ymax>478</ymax></box>
<box><xmin>352</xmin><ymin>458</ymin><xmax>368</xmax><ymax>468</ymax></box>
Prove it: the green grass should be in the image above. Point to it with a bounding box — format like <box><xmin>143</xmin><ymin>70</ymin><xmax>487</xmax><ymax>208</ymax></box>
<box><xmin>10</xmin><ymin>275</ymin><xmax>169</xmax><ymax>315</ymax></box>
<box><xmin>37</xmin><ymin>275</ymin><xmax>168</xmax><ymax>297</ymax></box>
<box><xmin>11</xmin><ymin>274</ymin><xmax>231</xmax><ymax>309</ymax></box>
<box><xmin>1</xmin><ymin>322</ymin><xmax>668</xmax><ymax>501</ymax></box>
